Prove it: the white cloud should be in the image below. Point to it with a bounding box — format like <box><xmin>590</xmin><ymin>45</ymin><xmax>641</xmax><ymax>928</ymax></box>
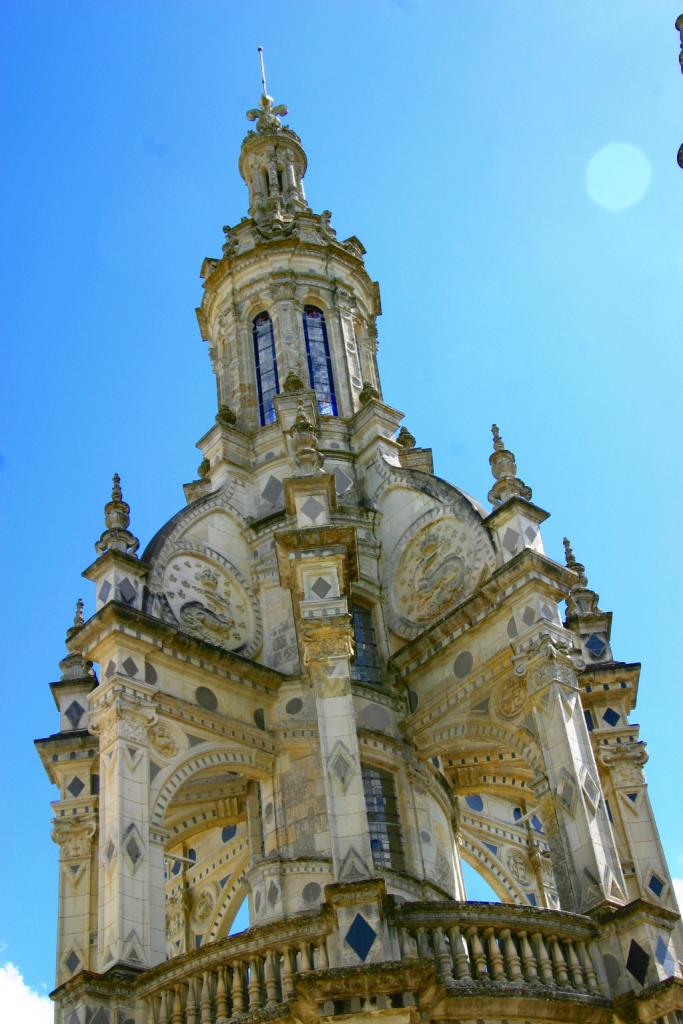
<box><xmin>673</xmin><ymin>877</ymin><xmax>683</xmax><ymax>911</ymax></box>
<box><xmin>0</xmin><ymin>963</ymin><xmax>52</xmax><ymax>1023</ymax></box>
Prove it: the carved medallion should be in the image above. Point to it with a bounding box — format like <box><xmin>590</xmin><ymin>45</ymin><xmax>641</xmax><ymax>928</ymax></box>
<box><xmin>496</xmin><ymin>678</ymin><xmax>527</xmax><ymax>719</ymax></box>
<box><xmin>385</xmin><ymin>507</ymin><xmax>493</xmax><ymax>638</ymax></box>
<box><xmin>162</xmin><ymin>550</ymin><xmax>259</xmax><ymax>655</ymax></box>
<box><xmin>149</xmin><ymin>722</ymin><xmax>180</xmax><ymax>760</ymax></box>
<box><xmin>505</xmin><ymin>848</ymin><xmax>532</xmax><ymax>886</ymax></box>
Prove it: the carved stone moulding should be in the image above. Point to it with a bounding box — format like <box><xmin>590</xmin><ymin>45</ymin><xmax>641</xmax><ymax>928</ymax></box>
<box><xmin>384</xmin><ymin>506</ymin><xmax>495</xmax><ymax>639</ymax></box>
<box><xmin>158</xmin><ymin>544</ymin><xmax>262</xmax><ymax>657</ymax></box>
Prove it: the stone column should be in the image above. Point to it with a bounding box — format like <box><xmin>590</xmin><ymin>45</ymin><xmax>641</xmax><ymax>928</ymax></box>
<box><xmin>302</xmin><ymin>616</ymin><xmax>375</xmax><ymax>882</ymax></box>
<box><xmin>90</xmin><ymin>676</ymin><xmax>164</xmax><ymax>970</ymax></box>
<box><xmin>525</xmin><ymin>636</ymin><xmax>626</xmax><ymax>912</ymax></box>
<box><xmin>52</xmin><ymin>813</ymin><xmax>98</xmax><ymax>984</ymax></box>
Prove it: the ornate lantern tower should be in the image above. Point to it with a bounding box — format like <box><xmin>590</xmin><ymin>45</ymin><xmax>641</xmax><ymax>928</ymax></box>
<box><xmin>37</xmin><ymin>73</ymin><xmax>683</xmax><ymax>1024</ymax></box>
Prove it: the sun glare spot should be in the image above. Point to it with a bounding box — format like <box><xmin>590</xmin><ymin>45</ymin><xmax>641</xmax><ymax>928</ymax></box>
<box><xmin>585</xmin><ymin>143</ymin><xmax>651</xmax><ymax>211</ymax></box>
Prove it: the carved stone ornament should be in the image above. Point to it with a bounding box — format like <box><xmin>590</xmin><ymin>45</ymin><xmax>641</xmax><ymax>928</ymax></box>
<box><xmin>301</xmin><ymin>622</ymin><xmax>354</xmax><ymax>665</ymax></box>
<box><xmin>385</xmin><ymin>507</ymin><xmax>494</xmax><ymax>638</ymax></box>
<box><xmin>496</xmin><ymin>677</ymin><xmax>527</xmax><ymax>719</ymax></box>
<box><xmin>52</xmin><ymin>817</ymin><xmax>97</xmax><ymax>859</ymax></box>
<box><xmin>149</xmin><ymin>722</ymin><xmax>180</xmax><ymax>760</ymax></box>
<box><xmin>194</xmin><ymin>886</ymin><xmax>216</xmax><ymax>923</ymax></box>
<box><xmin>505</xmin><ymin>848</ymin><xmax>532</xmax><ymax>886</ymax></box>
<box><xmin>95</xmin><ymin>707</ymin><xmax>154</xmax><ymax>750</ymax></box>
<box><xmin>162</xmin><ymin>549</ymin><xmax>259</xmax><ymax>656</ymax></box>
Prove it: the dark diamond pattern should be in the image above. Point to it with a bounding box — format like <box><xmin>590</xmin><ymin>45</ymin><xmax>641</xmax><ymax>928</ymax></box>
<box><xmin>262</xmin><ymin>475</ymin><xmax>283</xmax><ymax>506</ymax></box>
<box><xmin>301</xmin><ymin>496</ymin><xmax>324</xmax><ymax>522</ymax></box>
<box><xmin>648</xmin><ymin>874</ymin><xmax>664</xmax><ymax>897</ymax></box>
<box><xmin>626</xmin><ymin>939</ymin><xmax>650</xmax><ymax>985</ymax></box>
<box><xmin>602</xmin><ymin>707</ymin><xmax>620</xmax><ymax>727</ymax></box>
<box><xmin>345</xmin><ymin>913</ymin><xmax>377</xmax><ymax>962</ymax></box>
<box><xmin>67</xmin><ymin>776</ymin><xmax>85</xmax><ymax>798</ymax></box>
<box><xmin>65</xmin><ymin>701</ymin><xmax>85</xmax><ymax>727</ymax></box>
<box><xmin>126</xmin><ymin>838</ymin><xmax>141</xmax><ymax>864</ymax></box>
<box><xmin>66</xmin><ymin>950</ymin><xmax>80</xmax><ymax>973</ymax></box>
<box><xmin>118</xmin><ymin>577</ymin><xmax>136</xmax><ymax>604</ymax></box>
<box><xmin>586</xmin><ymin>634</ymin><xmax>607</xmax><ymax>658</ymax></box>
<box><xmin>122</xmin><ymin>657</ymin><xmax>138</xmax><ymax>678</ymax></box>
<box><xmin>311</xmin><ymin>576</ymin><xmax>332</xmax><ymax>599</ymax></box>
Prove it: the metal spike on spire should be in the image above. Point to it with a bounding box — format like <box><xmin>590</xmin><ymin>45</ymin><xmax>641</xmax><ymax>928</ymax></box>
<box><xmin>563</xmin><ymin>536</ymin><xmax>601</xmax><ymax>616</ymax></box>
<box><xmin>257</xmin><ymin>46</ymin><xmax>267</xmax><ymax>96</ymax></box>
<box><xmin>246</xmin><ymin>47</ymin><xmax>288</xmax><ymax>133</ymax></box>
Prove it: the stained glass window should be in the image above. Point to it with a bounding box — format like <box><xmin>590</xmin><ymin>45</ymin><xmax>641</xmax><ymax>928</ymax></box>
<box><xmin>253</xmin><ymin>312</ymin><xmax>279</xmax><ymax>425</ymax></box>
<box><xmin>303</xmin><ymin>306</ymin><xmax>337</xmax><ymax>416</ymax></box>
<box><xmin>350</xmin><ymin>604</ymin><xmax>382</xmax><ymax>685</ymax></box>
<box><xmin>362</xmin><ymin>765</ymin><xmax>404</xmax><ymax>872</ymax></box>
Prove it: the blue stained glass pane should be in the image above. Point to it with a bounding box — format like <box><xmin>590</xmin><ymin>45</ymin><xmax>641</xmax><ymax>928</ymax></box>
<box><xmin>303</xmin><ymin>306</ymin><xmax>337</xmax><ymax>415</ymax></box>
<box><xmin>253</xmin><ymin>312</ymin><xmax>279</xmax><ymax>425</ymax></box>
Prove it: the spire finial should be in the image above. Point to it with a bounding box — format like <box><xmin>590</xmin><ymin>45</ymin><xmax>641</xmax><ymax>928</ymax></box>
<box><xmin>562</xmin><ymin>536</ymin><xmax>602</xmax><ymax>616</ymax></box>
<box><xmin>257</xmin><ymin>46</ymin><xmax>267</xmax><ymax>96</ymax></box>
<box><xmin>487</xmin><ymin>424</ymin><xmax>532</xmax><ymax>507</ymax></box>
<box><xmin>74</xmin><ymin>597</ymin><xmax>84</xmax><ymax>628</ymax></box>
<box><xmin>246</xmin><ymin>51</ymin><xmax>288</xmax><ymax>133</ymax></box>
<box><xmin>95</xmin><ymin>473</ymin><xmax>140</xmax><ymax>558</ymax></box>
<box><xmin>491</xmin><ymin>423</ymin><xmax>504</xmax><ymax>452</ymax></box>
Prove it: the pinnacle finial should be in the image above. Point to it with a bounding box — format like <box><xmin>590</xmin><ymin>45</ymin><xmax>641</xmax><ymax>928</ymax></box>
<box><xmin>74</xmin><ymin>597</ymin><xmax>84</xmax><ymax>628</ymax></box>
<box><xmin>246</xmin><ymin>52</ymin><xmax>288</xmax><ymax>134</ymax></box>
<box><xmin>562</xmin><ymin>535</ymin><xmax>601</xmax><ymax>616</ymax></box>
<box><xmin>491</xmin><ymin>423</ymin><xmax>504</xmax><ymax>452</ymax></box>
<box><xmin>95</xmin><ymin>473</ymin><xmax>140</xmax><ymax>558</ymax></box>
<box><xmin>487</xmin><ymin>424</ymin><xmax>532</xmax><ymax>507</ymax></box>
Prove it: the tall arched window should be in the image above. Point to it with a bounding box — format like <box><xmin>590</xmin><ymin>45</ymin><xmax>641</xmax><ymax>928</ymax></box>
<box><xmin>303</xmin><ymin>306</ymin><xmax>337</xmax><ymax>416</ymax></box>
<box><xmin>350</xmin><ymin>604</ymin><xmax>382</xmax><ymax>685</ymax></box>
<box><xmin>362</xmin><ymin>764</ymin><xmax>405</xmax><ymax>872</ymax></box>
<box><xmin>253</xmin><ymin>312</ymin><xmax>279</xmax><ymax>426</ymax></box>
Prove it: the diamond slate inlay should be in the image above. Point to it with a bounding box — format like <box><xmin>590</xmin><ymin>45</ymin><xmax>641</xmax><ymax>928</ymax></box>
<box><xmin>655</xmin><ymin>936</ymin><xmax>676</xmax><ymax>974</ymax></box>
<box><xmin>301</xmin><ymin>496</ymin><xmax>324</xmax><ymax>522</ymax></box>
<box><xmin>262</xmin><ymin>475</ymin><xmax>283</xmax><ymax>506</ymax></box>
<box><xmin>122</xmin><ymin>657</ymin><xmax>138</xmax><ymax>678</ymax></box>
<box><xmin>345</xmin><ymin>912</ymin><xmax>377</xmax><ymax>962</ymax></box>
<box><xmin>586</xmin><ymin>633</ymin><xmax>607</xmax><ymax>658</ymax></box>
<box><xmin>626</xmin><ymin>939</ymin><xmax>650</xmax><ymax>985</ymax></box>
<box><xmin>65</xmin><ymin>701</ymin><xmax>85</xmax><ymax>728</ymax></box>
<box><xmin>98</xmin><ymin>580</ymin><xmax>112</xmax><ymax>603</ymax></box>
<box><xmin>503</xmin><ymin>527</ymin><xmax>520</xmax><ymax>554</ymax></box>
<box><xmin>67</xmin><ymin>776</ymin><xmax>85</xmax><ymax>798</ymax></box>
<box><xmin>118</xmin><ymin>577</ymin><xmax>136</xmax><ymax>604</ymax></box>
<box><xmin>602</xmin><ymin>707</ymin><xmax>620</xmax><ymax>727</ymax></box>
<box><xmin>648</xmin><ymin>874</ymin><xmax>664</xmax><ymax>897</ymax></box>
<box><xmin>66</xmin><ymin>950</ymin><xmax>80</xmax><ymax>973</ymax></box>
<box><xmin>522</xmin><ymin>605</ymin><xmax>536</xmax><ymax>626</ymax></box>
<box><xmin>126</xmin><ymin>838</ymin><xmax>142</xmax><ymax>864</ymax></box>
<box><xmin>311</xmin><ymin>576</ymin><xmax>332</xmax><ymax>599</ymax></box>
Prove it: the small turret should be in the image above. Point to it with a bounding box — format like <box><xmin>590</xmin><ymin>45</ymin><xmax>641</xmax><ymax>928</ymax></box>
<box><xmin>487</xmin><ymin>424</ymin><xmax>532</xmax><ymax>507</ymax></box>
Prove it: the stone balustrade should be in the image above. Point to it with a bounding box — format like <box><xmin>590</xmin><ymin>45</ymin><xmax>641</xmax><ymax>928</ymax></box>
<box><xmin>394</xmin><ymin>900</ymin><xmax>606</xmax><ymax>996</ymax></box>
<box><xmin>137</xmin><ymin>900</ymin><xmax>608</xmax><ymax>1022</ymax></box>
<box><xmin>138</xmin><ymin>912</ymin><xmax>331</xmax><ymax>1023</ymax></box>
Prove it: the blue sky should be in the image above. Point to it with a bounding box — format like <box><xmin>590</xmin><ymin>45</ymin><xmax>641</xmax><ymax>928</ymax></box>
<box><xmin>1</xmin><ymin>0</ymin><xmax>682</xmax><ymax>1005</ymax></box>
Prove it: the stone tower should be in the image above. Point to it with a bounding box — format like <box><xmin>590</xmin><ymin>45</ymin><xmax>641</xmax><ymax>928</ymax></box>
<box><xmin>37</xmin><ymin>84</ymin><xmax>683</xmax><ymax>1024</ymax></box>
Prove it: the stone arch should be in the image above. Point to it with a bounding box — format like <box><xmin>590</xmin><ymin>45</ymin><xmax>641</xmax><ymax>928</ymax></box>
<box><xmin>458</xmin><ymin>834</ymin><xmax>524</xmax><ymax>905</ymax></box>
<box><xmin>427</xmin><ymin>716</ymin><xmax>545</xmax><ymax>778</ymax></box>
<box><xmin>151</xmin><ymin>745</ymin><xmax>272</xmax><ymax>828</ymax></box>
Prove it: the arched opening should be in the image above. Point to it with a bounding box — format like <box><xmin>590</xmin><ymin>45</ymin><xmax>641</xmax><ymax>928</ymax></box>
<box><xmin>303</xmin><ymin>306</ymin><xmax>337</xmax><ymax>416</ymax></box>
<box><xmin>460</xmin><ymin>859</ymin><xmax>501</xmax><ymax>902</ymax></box>
<box><xmin>253</xmin><ymin>311</ymin><xmax>279</xmax><ymax>425</ymax></box>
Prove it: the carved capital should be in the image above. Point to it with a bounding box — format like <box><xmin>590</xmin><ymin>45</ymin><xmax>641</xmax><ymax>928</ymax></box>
<box><xmin>90</xmin><ymin>693</ymin><xmax>156</xmax><ymax>751</ymax></box>
<box><xmin>525</xmin><ymin>634</ymin><xmax>578</xmax><ymax>697</ymax></box>
<box><xmin>52</xmin><ymin>815</ymin><xmax>97</xmax><ymax>859</ymax></box>
<box><xmin>301</xmin><ymin>621</ymin><xmax>354</xmax><ymax>665</ymax></box>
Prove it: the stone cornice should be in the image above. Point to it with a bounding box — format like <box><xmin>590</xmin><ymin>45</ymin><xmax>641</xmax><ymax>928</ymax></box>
<box><xmin>72</xmin><ymin>600</ymin><xmax>289</xmax><ymax>692</ymax></box>
<box><xmin>390</xmin><ymin>548</ymin><xmax>574</xmax><ymax>678</ymax></box>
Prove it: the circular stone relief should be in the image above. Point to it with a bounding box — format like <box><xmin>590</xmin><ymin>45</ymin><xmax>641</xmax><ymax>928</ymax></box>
<box><xmin>302</xmin><ymin>882</ymin><xmax>322</xmax><ymax>906</ymax></box>
<box><xmin>385</xmin><ymin>506</ymin><xmax>493</xmax><ymax>638</ymax></box>
<box><xmin>162</xmin><ymin>549</ymin><xmax>260</xmax><ymax>655</ymax></box>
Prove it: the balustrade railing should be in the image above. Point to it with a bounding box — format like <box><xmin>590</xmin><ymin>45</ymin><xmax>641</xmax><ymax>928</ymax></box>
<box><xmin>393</xmin><ymin>901</ymin><xmax>604</xmax><ymax>996</ymax></box>
<box><xmin>137</xmin><ymin>900</ymin><xmax>607</xmax><ymax>1022</ymax></box>
<box><xmin>139</xmin><ymin>915</ymin><xmax>330</xmax><ymax>1024</ymax></box>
